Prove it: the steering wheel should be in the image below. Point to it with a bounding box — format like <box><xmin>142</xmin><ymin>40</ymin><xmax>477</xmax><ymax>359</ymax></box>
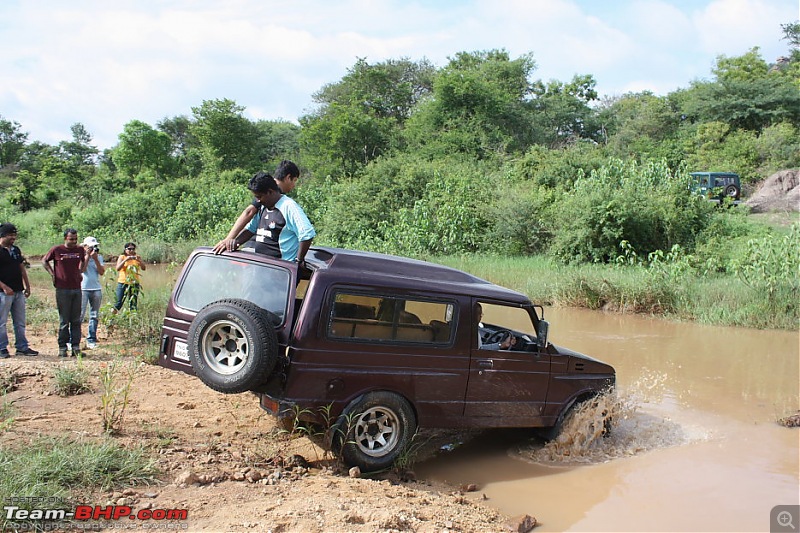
<box><xmin>486</xmin><ymin>329</ymin><xmax>513</xmax><ymax>345</ymax></box>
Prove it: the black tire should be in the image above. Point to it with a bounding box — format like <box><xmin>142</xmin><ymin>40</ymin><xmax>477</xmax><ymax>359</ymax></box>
<box><xmin>334</xmin><ymin>392</ymin><xmax>416</xmax><ymax>472</ymax></box>
<box><xmin>724</xmin><ymin>184</ymin><xmax>740</xmax><ymax>198</ymax></box>
<box><xmin>188</xmin><ymin>298</ymin><xmax>278</xmax><ymax>394</ymax></box>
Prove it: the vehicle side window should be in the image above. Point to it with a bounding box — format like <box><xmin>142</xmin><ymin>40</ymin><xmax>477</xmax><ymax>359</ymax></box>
<box><xmin>328</xmin><ymin>292</ymin><xmax>455</xmax><ymax>344</ymax></box>
<box><xmin>175</xmin><ymin>255</ymin><xmax>291</xmax><ymax>322</ymax></box>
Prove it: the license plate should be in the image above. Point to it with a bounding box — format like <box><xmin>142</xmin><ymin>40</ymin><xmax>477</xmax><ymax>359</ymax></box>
<box><xmin>173</xmin><ymin>340</ymin><xmax>189</xmax><ymax>362</ymax></box>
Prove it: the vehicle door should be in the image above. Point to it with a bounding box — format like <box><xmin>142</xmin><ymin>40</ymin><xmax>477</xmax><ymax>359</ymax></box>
<box><xmin>464</xmin><ymin>301</ymin><xmax>551</xmax><ymax>424</ymax></box>
<box><xmin>288</xmin><ymin>288</ymin><xmax>466</xmax><ymax>422</ymax></box>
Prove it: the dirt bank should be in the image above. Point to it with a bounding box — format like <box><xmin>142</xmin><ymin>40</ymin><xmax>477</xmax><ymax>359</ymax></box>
<box><xmin>1</xmin><ymin>336</ymin><xmax>523</xmax><ymax>532</ymax></box>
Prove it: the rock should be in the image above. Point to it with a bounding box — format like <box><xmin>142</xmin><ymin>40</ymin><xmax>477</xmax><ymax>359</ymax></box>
<box><xmin>175</xmin><ymin>471</ymin><xmax>200</xmax><ymax>486</ymax></box>
<box><xmin>246</xmin><ymin>470</ymin><xmax>262</xmax><ymax>482</ymax></box>
<box><xmin>504</xmin><ymin>514</ymin><xmax>537</xmax><ymax>532</ymax></box>
<box><xmin>460</xmin><ymin>483</ymin><xmax>478</xmax><ymax>492</ymax></box>
<box><xmin>745</xmin><ymin>169</ymin><xmax>800</xmax><ymax>213</ymax></box>
<box><xmin>348</xmin><ymin>466</ymin><xmax>361</xmax><ymax>478</ymax></box>
<box><xmin>778</xmin><ymin>411</ymin><xmax>800</xmax><ymax>427</ymax></box>
<box><xmin>286</xmin><ymin>454</ymin><xmax>309</xmax><ymax>468</ymax></box>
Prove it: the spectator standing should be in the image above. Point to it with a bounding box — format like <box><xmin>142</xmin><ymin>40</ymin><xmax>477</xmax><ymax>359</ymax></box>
<box><xmin>80</xmin><ymin>236</ymin><xmax>105</xmax><ymax>350</ymax></box>
<box><xmin>42</xmin><ymin>229</ymin><xmax>87</xmax><ymax>357</ymax></box>
<box><xmin>0</xmin><ymin>223</ymin><xmax>38</xmax><ymax>358</ymax></box>
<box><xmin>114</xmin><ymin>242</ymin><xmax>145</xmax><ymax>312</ymax></box>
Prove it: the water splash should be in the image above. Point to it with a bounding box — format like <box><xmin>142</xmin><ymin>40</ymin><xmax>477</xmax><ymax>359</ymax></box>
<box><xmin>517</xmin><ymin>372</ymin><xmax>701</xmax><ymax>465</ymax></box>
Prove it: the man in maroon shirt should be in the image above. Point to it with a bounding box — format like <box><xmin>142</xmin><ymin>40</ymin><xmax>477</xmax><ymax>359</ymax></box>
<box><xmin>43</xmin><ymin>229</ymin><xmax>87</xmax><ymax>357</ymax></box>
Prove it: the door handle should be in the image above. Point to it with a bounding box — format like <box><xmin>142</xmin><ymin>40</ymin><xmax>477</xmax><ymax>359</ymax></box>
<box><xmin>477</xmin><ymin>359</ymin><xmax>493</xmax><ymax>369</ymax></box>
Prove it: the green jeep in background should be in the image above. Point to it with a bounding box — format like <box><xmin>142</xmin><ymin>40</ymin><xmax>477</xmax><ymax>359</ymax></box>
<box><xmin>689</xmin><ymin>172</ymin><xmax>742</xmax><ymax>204</ymax></box>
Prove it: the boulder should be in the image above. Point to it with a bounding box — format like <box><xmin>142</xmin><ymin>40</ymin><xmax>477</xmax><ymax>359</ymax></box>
<box><xmin>745</xmin><ymin>169</ymin><xmax>800</xmax><ymax>213</ymax></box>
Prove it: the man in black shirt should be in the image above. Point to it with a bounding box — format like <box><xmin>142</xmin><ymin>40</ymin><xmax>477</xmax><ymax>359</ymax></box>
<box><xmin>0</xmin><ymin>223</ymin><xmax>38</xmax><ymax>358</ymax></box>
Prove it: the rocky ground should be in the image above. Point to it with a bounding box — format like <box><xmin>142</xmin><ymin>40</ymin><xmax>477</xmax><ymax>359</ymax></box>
<box><xmin>1</xmin><ymin>340</ymin><xmax>529</xmax><ymax>532</ymax></box>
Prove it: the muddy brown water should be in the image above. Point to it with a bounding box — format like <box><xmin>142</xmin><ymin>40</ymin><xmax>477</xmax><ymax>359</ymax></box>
<box><xmin>147</xmin><ymin>264</ymin><xmax>798</xmax><ymax>531</ymax></box>
<box><xmin>416</xmin><ymin>308</ymin><xmax>799</xmax><ymax>532</ymax></box>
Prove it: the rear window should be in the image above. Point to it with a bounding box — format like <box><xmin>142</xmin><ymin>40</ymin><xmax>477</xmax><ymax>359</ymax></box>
<box><xmin>328</xmin><ymin>292</ymin><xmax>455</xmax><ymax>345</ymax></box>
<box><xmin>175</xmin><ymin>255</ymin><xmax>291</xmax><ymax>321</ymax></box>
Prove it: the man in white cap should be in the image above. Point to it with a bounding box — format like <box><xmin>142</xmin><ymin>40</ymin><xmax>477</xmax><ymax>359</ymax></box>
<box><xmin>80</xmin><ymin>236</ymin><xmax>105</xmax><ymax>350</ymax></box>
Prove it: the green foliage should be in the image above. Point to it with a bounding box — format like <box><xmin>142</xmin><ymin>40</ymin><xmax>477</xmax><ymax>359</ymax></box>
<box><xmin>98</xmin><ymin>357</ymin><xmax>138</xmax><ymax>434</ymax></box>
<box><xmin>384</xmin><ymin>163</ymin><xmax>491</xmax><ymax>255</ymax></box>
<box><xmin>113</xmin><ymin>119</ymin><xmax>176</xmax><ymax>181</ymax></box>
<box><xmin>512</xmin><ymin>142</ymin><xmax>607</xmax><ymax>188</ymax></box>
<box><xmin>484</xmin><ymin>181</ymin><xmax>555</xmax><ymax>255</ymax></box>
<box><xmin>678</xmin><ymin>59</ymin><xmax>800</xmax><ymax>131</ymax></box>
<box><xmin>318</xmin><ymin>153</ymin><xmax>435</xmax><ymax>248</ymax></box>
<box><xmin>0</xmin><ymin>114</ymin><xmax>28</xmax><ymax>167</ymax></box>
<box><xmin>300</xmin><ymin>57</ymin><xmax>435</xmax><ymax>178</ymax></box>
<box><xmin>530</xmin><ymin>74</ymin><xmax>601</xmax><ymax>147</ymax></box>
<box><xmin>548</xmin><ymin>159</ymin><xmax>712</xmax><ymax>263</ymax></box>
<box><xmin>190</xmin><ymin>99</ymin><xmax>260</xmax><ymax>173</ymax></box>
<box><xmin>404</xmin><ymin>49</ymin><xmax>537</xmax><ymax>158</ymax></box>
<box><xmin>161</xmin><ymin>183</ymin><xmax>251</xmax><ymax>241</ymax></box>
<box><xmin>53</xmin><ymin>362</ymin><xmax>93</xmax><ymax>396</ymax></box>
<box><xmin>735</xmin><ymin>222</ymin><xmax>800</xmax><ymax>309</ymax></box>
<box><xmin>7</xmin><ymin>169</ymin><xmax>40</xmax><ymax>211</ymax></box>
<box><xmin>601</xmin><ymin>92</ymin><xmax>682</xmax><ymax>165</ymax></box>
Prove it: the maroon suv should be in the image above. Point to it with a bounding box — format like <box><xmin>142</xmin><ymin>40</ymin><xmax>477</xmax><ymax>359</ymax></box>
<box><xmin>159</xmin><ymin>247</ymin><xmax>615</xmax><ymax>471</ymax></box>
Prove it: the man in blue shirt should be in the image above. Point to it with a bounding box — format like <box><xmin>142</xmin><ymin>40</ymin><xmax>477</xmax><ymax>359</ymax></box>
<box><xmin>232</xmin><ymin>172</ymin><xmax>316</xmax><ymax>263</ymax></box>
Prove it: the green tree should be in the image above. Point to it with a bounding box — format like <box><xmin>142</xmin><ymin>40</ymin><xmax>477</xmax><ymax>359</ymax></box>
<box><xmin>0</xmin><ymin>116</ymin><xmax>28</xmax><ymax>168</ymax></box>
<box><xmin>300</xmin><ymin>57</ymin><xmax>435</xmax><ymax>177</ymax></box>
<box><xmin>676</xmin><ymin>48</ymin><xmax>800</xmax><ymax>131</ymax></box>
<box><xmin>7</xmin><ymin>170</ymin><xmax>40</xmax><ymax>212</ymax></box>
<box><xmin>404</xmin><ymin>49</ymin><xmax>538</xmax><ymax>159</ymax></box>
<box><xmin>113</xmin><ymin>120</ymin><xmax>175</xmax><ymax>181</ymax></box>
<box><xmin>56</xmin><ymin>123</ymin><xmax>99</xmax><ymax>189</ymax></box>
<box><xmin>157</xmin><ymin>115</ymin><xmax>193</xmax><ymax>160</ymax></box>
<box><xmin>530</xmin><ymin>74</ymin><xmax>600</xmax><ymax>147</ymax></box>
<box><xmin>190</xmin><ymin>99</ymin><xmax>259</xmax><ymax>173</ymax></box>
<box><xmin>301</xmin><ymin>104</ymin><xmax>395</xmax><ymax>177</ymax></box>
<box><xmin>253</xmin><ymin>119</ymin><xmax>301</xmax><ymax>169</ymax></box>
<box><xmin>600</xmin><ymin>92</ymin><xmax>681</xmax><ymax>164</ymax></box>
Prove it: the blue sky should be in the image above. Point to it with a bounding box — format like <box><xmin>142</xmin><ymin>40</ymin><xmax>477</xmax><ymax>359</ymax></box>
<box><xmin>1</xmin><ymin>0</ymin><xmax>796</xmax><ymax>151</ymax></box>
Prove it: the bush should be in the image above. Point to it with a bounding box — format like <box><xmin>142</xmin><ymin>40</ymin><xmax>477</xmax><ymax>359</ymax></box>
<box><xmin>548</xmin><ymin>159</ymin><xmax>712</xmax><ymax>263</ymax></box>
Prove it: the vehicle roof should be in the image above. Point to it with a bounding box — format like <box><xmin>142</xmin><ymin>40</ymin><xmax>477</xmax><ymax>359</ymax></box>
<box><xmin>306</xmin><ymin>247</ymin><xmax>531</xmax><ymax>304</ymax></box>
<box><xmin>690</xmin><ymin>171</ymin><xmax>739</xmax><ymax>177</ymax></box>
<box><xmin>188</xmin><ymin>247</ymin><xmax>531</xmax><ymax>304</ymax></box>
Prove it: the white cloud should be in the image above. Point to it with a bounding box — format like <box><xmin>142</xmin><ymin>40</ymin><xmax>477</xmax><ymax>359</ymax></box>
<box><xmin>0</xmin><ymin>0</ymin><xmax>795</xmax><ymax>150</ymax></box>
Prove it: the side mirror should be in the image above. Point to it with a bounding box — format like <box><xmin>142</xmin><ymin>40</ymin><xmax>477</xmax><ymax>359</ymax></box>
<box><xmin>537</xmin><ymin>320</ymin><xmax>549</xmax><ymax>350</ymax></box>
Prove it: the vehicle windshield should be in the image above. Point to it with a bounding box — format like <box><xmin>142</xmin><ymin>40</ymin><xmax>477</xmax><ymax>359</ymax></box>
<box><xmin>175</xmin><ymin>254</ymin><xmax>291</xmax><ymax>321</ymax></box>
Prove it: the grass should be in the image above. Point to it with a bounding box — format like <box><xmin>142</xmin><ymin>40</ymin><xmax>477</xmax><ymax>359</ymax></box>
<box><xmin>0</xmin><ymin>437</ymin><xmax>159</xmax><ymax>529</ymax></box>
<box><xmin>52</xmin><ymin>363</ymin><xmax>93</xmax><ymax>396</ymax></box>
<box><xmin>434</xmin><ymin>254</ymin><xmax>798</xmax><ymax>330</ymax></box>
